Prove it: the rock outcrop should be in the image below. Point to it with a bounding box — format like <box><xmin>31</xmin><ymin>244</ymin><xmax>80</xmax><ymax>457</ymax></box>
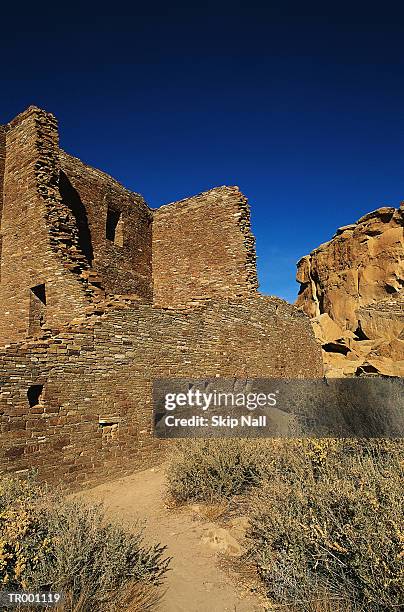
<box><xmin>296</xmin><ymin>204</ymin><xmax>404</xmax><ymax>377</ymax></box>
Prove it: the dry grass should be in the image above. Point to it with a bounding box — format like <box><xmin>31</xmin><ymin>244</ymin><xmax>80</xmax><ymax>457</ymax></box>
<box><xmin>269</xmin><ymin>591</ymin><xmax>354</xmax><ymax>611</ymax></box>
<box><xmin>113</xmin><ymin>580</ymin><xmax>164</xmax><ymax>611</ymax></box>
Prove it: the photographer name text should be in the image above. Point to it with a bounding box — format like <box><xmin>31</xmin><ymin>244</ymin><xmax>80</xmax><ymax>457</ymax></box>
<box><xmin>164</xmin><ymin>414</ymin><xmax>267</xmax><ymax>428</ymax></box>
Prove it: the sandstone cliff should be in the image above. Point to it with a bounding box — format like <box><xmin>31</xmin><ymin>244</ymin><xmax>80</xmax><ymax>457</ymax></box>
<box><xmin>296</xmin><ymin>204</ymin><xmax>404</xmax><ymax>376</ymax></box>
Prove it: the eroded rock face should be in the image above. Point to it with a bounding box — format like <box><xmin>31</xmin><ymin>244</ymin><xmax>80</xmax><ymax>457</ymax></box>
<box><xmin>296</xmin><ymin>204</ymin><xmax>404</xmax><ymax>377</ymax></box>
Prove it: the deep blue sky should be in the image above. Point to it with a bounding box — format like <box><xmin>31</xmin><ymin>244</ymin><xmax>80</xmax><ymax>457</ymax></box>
<box><xmin>1</xmin><ymin>3</ymin><xmax>404</xmax><ymax>302</ymax></box>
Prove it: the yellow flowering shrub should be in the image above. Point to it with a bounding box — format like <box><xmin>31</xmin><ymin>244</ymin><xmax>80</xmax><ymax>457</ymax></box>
<box><xmin>247</xmin><ymin>440</ymin><xmax>404</xmax><ymax>611</ymax></box>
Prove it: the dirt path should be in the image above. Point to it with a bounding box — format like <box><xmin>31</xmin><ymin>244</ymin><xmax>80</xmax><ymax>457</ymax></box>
<box><xmin>79</xmin><ymin>466</ymin><xmax>264</xmax><ymax>612</ymax></box>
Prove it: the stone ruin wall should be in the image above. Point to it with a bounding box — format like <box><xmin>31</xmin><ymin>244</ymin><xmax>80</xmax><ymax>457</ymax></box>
<box><xmin>59</xmin><ymin>151</ymin><xmax>153</xmax><ymax>299</ymax></box>
<box><xmin>0</xmin><ymin>106</ymin><xmax>157</xmax><ymax>347</ymax></box>
<box><xmin>0</xmin><ymin>108</ymin><xmax>91</xmax><ymax>344</ymax></box>
<box><xmin>0</xmin><ymin>106</ymin><xmax>262</xmax><ymax>345</ymax></box>
<box><xmin>0</xmin><ymin>106</ymin><xmax>323</xmax><ymax>488</ymax></box>
<box><xmin>0</xmin><ymin>126</ymin><xmax>5</xmax><ymax>279</ymax></box>
<box><xmin>153</xmin><ymin>187</ymin><xmax>258</xmax><ymax>307</ymax></box>
<box><xmin>0</xmin><ymin>298</ymin><xmax>322</xmax><ymax>488</ymax></box>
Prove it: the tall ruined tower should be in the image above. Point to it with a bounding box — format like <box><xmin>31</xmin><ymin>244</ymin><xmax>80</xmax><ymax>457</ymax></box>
<box><xmin>0</xmin><ymin>106</ymin><xmax>154</xmax><ymax>344</ymax></box>
<box><xmin>0</xmin><ymin>106</ymin><xmax>259</xmax><ymax>344</ymax></box>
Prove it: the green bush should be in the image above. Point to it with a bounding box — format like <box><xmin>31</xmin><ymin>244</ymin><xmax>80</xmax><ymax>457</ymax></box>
<box><xmin>0</xmin><ymin>474</ymin><xmax>170</xmax><ymax>611</ymax></box>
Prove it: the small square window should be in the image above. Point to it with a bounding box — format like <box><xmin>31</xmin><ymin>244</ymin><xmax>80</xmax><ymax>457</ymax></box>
<box><xmin>27</xmin><ymin>384</ymin><xmax>44</xmax><ymax>408</ymax></box>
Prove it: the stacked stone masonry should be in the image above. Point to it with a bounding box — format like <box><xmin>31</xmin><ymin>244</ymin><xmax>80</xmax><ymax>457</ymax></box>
<box><xmin>0</xmin><ymin>107</ymin><xmax>323</xmax><ymax>488</ymax></box>
<box><xmin>153</xmin><ymin>188</ymin><xmax>258</xmax><ymax>307</ymax></box>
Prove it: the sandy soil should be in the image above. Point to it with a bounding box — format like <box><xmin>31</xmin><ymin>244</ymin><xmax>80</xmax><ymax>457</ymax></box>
<box><xmin>79</xmin><ymin>465</ymin><xmax>264</xmax><ymax>612</ymax></box>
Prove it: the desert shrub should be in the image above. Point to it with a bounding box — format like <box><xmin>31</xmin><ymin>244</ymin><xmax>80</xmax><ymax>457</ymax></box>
<box><xmin>0</xmin><ymin>474</ymin><xmax>169</xmax><ymax>611</ymax></box>
<box><xmin>167</xmin><ymin>439</ymin><xmax>270</xmax><ymax>501</ymax></box>
<box><xmin>247</xmin><ymin>439</ymin><xmax>404</xmax><ymax>611</ymax></box>
<box><xmin>167</xmin><ymin>438</ymin><xmax>344</xmax><ymax>502</ymax></box>
<box><xmin>168</xmin><ymin>438</ymin><xmax>403</xmax><ymax>610</ymax></box>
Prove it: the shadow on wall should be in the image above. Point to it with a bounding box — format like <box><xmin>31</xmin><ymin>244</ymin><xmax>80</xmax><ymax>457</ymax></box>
<box><xmin>59</xmin><ymin>171</ymin><xmax>94</xmax><ymax>264</ymax></box>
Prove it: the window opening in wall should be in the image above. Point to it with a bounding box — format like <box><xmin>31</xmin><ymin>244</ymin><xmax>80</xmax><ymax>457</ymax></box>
<box><xmin>99</xmin><ymin>417</ymin><xmax>120</xmax><ymax>442</ymax></box>
<box><xmin>59</xmin><ymin>171</ymin><xmax>94</xmax><ymax>264</ymax></box>
<box><xmin>27</xmin><ymin>384</ymin><xmax>44</xmax><ymax>407</ymax></box>
<box><xmin>99</xmin><ymin>417</ymin><xmax>120</xmax><ymax>426</ymax></box>
<box><xmin>106</xmin><ymin>208</ymin><xmax>124</xmax><ymax>246</ymax></box>
<box><xmin>28</xmin><ymin>283</ymin><xmax>46</xmax><ymax>336</ymax></box>
<box><xmin>31</xmin><ymin>283</ymin><xmax>46</xmax><ymax>305</ymax></box>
